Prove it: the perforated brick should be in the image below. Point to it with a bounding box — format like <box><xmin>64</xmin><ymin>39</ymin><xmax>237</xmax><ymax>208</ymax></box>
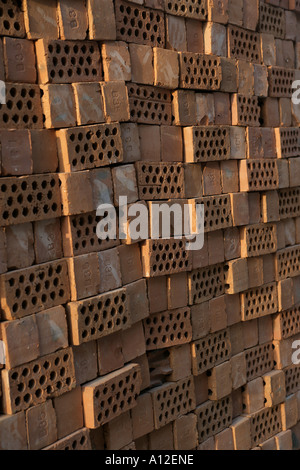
<box><xmin>275</xmin><ymin>245</ymin><xmax>300</xmax><ymax>281</ymax></box>
<box><xmin>67</xmin><ymin>287</ymin><xmax>130</xmax><ymax>345</ymax></box>
<box><xmin>56</xmin><ymin>124</ymin><xmax>123</xmax><ymax>172</ymax></box>
<box><xmin>191</xmin><ymin>329</ymin><xmax>231</xmax><ymax>375</ymax></box>
<box><xmin>164</xmin><ymin>0</ymin><xmax>207</xmax><ymax>19</ymax></box>
<box><xmin>268</xmin><ymin>67</ymin><xmax>295</xmax><ymax>98</ymax></box>
<box><xmin>240</xmin><ymin>223</ymin><xmax>277</xmax><ymax>257</ymax></box>
<box><xmin>183</xmin><ymin>126</ymin><xmax>230</xmax><ymax>163</ymax></box>
<box><xmin>136</xmin><ymin>162</ymin><xmax>184</xmax><ymax>200</ymax></box>
<box><xmin>248</xmin><ymin>406</ymin><xmax>282</xmax><ymax>447</ymax></box>
<box><xmin>195</xmin><ymin>396</ymin><xmax>232</xmax><ymax>443</ymax></box>
<box><xmin>275</xmin><ymin>128</ymin><xmax>300</xmax><ymax>159</ymax></box>
<box><xmin>179</xmin><ymin>53</ymin><xmax>222</xmax><ymax>91</ymax></box>
<box><xmin>0</xmin><ymin>83</ymin><xmax>43</xmax><ymax>129</ymax></box>
<box><xmin>239</xmin><ymin>160</ymin><xmax>279</xmax><ymax>192</ymax></box>
<box><xmin>0</xmin><ymin>259</ymin><xmax>70</xmax><ymax>320</ymax></box>
<box><xmin>241</xmin><ymin>282</ymin><xmax>278</xmax><ymax>321</ymax></box>
<box><xmin>0</xmin><ymin>174</ymin><xmax>61</xmax><ymax>227</ymax></box>
<box><xmin>143</xmin><ymin>307</ymin><xmax>192</xmax><ymax>350</ymax></box>
<box><xmin>141</xmin><ymin>238</ymin><xmax>191</xmax><ymax>277</ymax></box>
<box><xmin>61</xmin><ymin>212</ymin><xmax>119</xmax><ymax>257</ymax></box>
<box><xmin>82</xmin><ymin>363</ymin><xmax>141</xmax><ymax>428</ymax></box>
<box><xmin>0</xmin><ymin>0</ymin><xmax>25</xmax><ymax>38</ymax></box>
<box><xmin>115</xmin><ymin>0</ymin><xmax>165</xmax><ymax>47</ymax></box>
<box><xmin>284</xmin><ymin>365</ymin><xmax>300</xmax><ymax>396</ymax></box>
<box><xmin>245</xmin><ymin>342</ymin><xmax>274</xmax><ymax>381</ymax></box>
<box><xmin>259</xmin><ymin>2</ymin><xmax>285</xmax><ymax>39</ymax></box>
<box><xmin>127</xmin><ymin>83</ymin><xmax>172</xmax><ymax>125</ymax></box>
<box><xmin>279</xmin><ymin>188</ymin><xmax>300</xmax><ymax>220</ymax></box>
<box><xmin>189</xmin><ymin>195</ymin><xmax>232</xmax><ymax>235</ymax></box>
<box><xmin>188</xmin><ymin>263</ymin><xmax>225</xmax><ymax>305</ymax></box>
<box><xmin>228</xmin><ymin>26</ymin><xmax>261</xmax><ymax>63</ymax></box>
<box><xmin>35</xmin><ymin>39</ymin><xmax>102</xmax><ymax>84</ymax></box>
<box><xmin>274</xmin><ymin>303</ymin><xmax>300</xmax><ymax>340</ymax></box>
<box><xmin>231</xmin><ymin>94</ymin><xmax>260</xmax><ymax>127</ymax></box>
<box><xmin>150</xmin><ymin>376</ymin><xmax>196</xmax><ymax>429</ymax></box>
<box><xmin>43</xmin><ymin>428</ymin><xmax>91</xmax><ymax>450</ymax></box>
<box><xmin>2</xmin><ymin>347</ymin><xmax>75</xmax><ymax>414</ymax></box>
<box><xmin>289</xmin><ymin>0</ymin><xmax>300</xmax><ymax>11</ymax></box>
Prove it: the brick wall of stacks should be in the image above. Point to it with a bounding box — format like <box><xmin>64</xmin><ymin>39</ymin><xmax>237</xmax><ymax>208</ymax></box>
<box><xmin>0</xmin><ymin>0</ymin><xmax>299</xmax><ymax>450</ymax></box>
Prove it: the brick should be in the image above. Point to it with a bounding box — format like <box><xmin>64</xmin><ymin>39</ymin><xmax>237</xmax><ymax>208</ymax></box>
<box><xmin>167</xmin><ymin>272</ymin><xmax>188</xmax><ymax>309</ymax></box>
<box><xmin>122</xmin><ymin>321</ymin><xmax>146</xmax><ymax>362</ymax></box>
<box><xmin>237</xmin><ymin>60</ymin><xmax>254</xmax><ymax>95</ymax></box>
<box><xmin>121</xmin><ymin>123</ymin><xmax>141</xmax><ymax>163</ymax></box>
<box><xmin>131</xmin><ymin>392</ymin><xmax>154</xmax><ymax>440</ymax></box>
<box><xmin>97</xmin><ymin>247</ymin><xmax>122</xmax><ymax>294</ymax></box>
<box><xmin>260</xmin><ymin>33</ymin><xmax>276</xmax><ymax>66</ymax></box>
<box><xmin>204</xmin><ymin>22</ymin><xmax>227</xmax><ymax>57</ymax></box>
<box><xmin>43</xmin><ymin>428</ymin><xmax>92</xmax><ymax>450</ymax></box>
<box><xmin>243</xmin><ymin>0</ymin><xmax>259</xmax><ymax>31</ymax></box>
<box><xmin>278</xmin><ymin>278</ymin><xmax>294</xmax><ymax>311</ymax></box>
<box><xmin>221</xmin><ymin>160</ymin><xmax>239</xmax><ymax>193</ymax></box>
<box><xmin>82</xmin><ymin>363</ymin><xmax>142</xmax><ymax>428</ymax></box>
<box><xmin>115</xmin><ymin>0</ymin><xmax>165</xmax><ymax>47</ymax></box>
<box><xmin>191</xmin><ymin>329</ymin><xmax>231</xmax><ymax>375</ymax></box>
<box><xmin>128</xmin><ymin>82</ymin><xmax>172</xmax><ymax>125</ymax></box>
<box><xmin>73</xmin><ymin>342</ymin><xmax>98</xmax><ymax>385</ymax></box>
<box><xmin>101</xmin><ymin>81</ymin><xmax>130</xmax><ymax>122</ymax></box>
<box><xmin>243</xmin><ymin>319</ymin><xmax>259</xmax><ymax>349</ymax></box>
<box><xmin>0</xmin><ymin>259</ymin><xmax>70</xmax><ymax>320</ymax></box>
<box><xmin>67</xmin><ymin>253</ymin><xmax>100</xmax><ymax>301</ymax></box>
<box><xmin>196</xmin><ymin>396</ymin><xmax>232</xmax><ymax>443</ymax></box>
<box><xmin>228</xmin><ymin>0</ymin><xmax>243</xmax><ymax>26</ymax></box>
<box><xmin>202</xmin><ymin>162</ymin><xmax>221</xmax><ymax>196</ymax></box>
<box><xmin>214</xmin><ymin>93</ymin><xmax>231</xmax><ymax>125</ymax></box>
<box><xmin>230</xmin><ymin>416</ymin><xmax>251</xmax><ymax>450</ymax></box>
<box><xmin>194</xmin><ymin>373</ymin><xmax>208</xmax><ymax>406</ymax></box>
<box><xmin>232</xmin><ymin>388</ymin><xmax>243</xmax><ymax>418</ymax></box>
<box><xmin>215</xmin><ymin>428</ymin><xmax>234</xmax><ymax>450</ymax></box>
<box><xmin>102</xmin><ymin>41</ymin><xmax>131</xmax><ymax>82</ymax></box>
<box><xmin>41</xmin><ymin>84</ymin><xmax>76</xmax><ymax>129</ymax></box>
<box><xmin>172</xmin><ymin>90</ymin><xmax>196</xmax><ymax>126</ymax></box>
<box><xmin>97</xmin><ymin>331</ymin><xmax>124</xmax><ymax>376</ymax></box>
<box><xmin>57</xmin><ymin>0</ymin><xmax>88</xmax><ymax>40</ymax></box>
<box><xmin>254</xmin><ymin>64</ymin><xmax>268</xmax><ymax>97</ymax></box>
<box><xmin>3</xmin><ymin>37</ymin><xmax>36</xmax><ymax>83</ymax></box>
<box><xmin>242</xmin><ymin>377</ymin><xmax>264</xmax><ymax>413</ymax></box>
<box><xmin>153</xmin><ymin>47</ymin><xmax>179</xmax><ymax>89</ymax></box>
<box><xmin>34</xmin><ymin>218</ymin><xmax>63</xmax><ymax>264</ymax></box>
<box><xmin>138</xmin><ymin>125</ymin><xmax>160</xmax><ymax>162</ymax></box>
<box><xmin>209</xmin><ymin>294</ymin><xmax>227</xmax><ymax>333</ymax></box>
<box><xmin>186</xmin><ymin>18</ymin><xmax>203</xmax><ymax>53</ymax></box>
<box><xmin>208</xmin><ymin>0</ymin><xmax>229</xmax><ymax>23</ymax></box>
<box><xmin>129</xmin><ymin>43</ymin><xmax>153</xmax><ymax>85</ymax></box>
<box><xmin>36</xmin><ymin>306</ymin><xmax>68</xmax><ymax>356</ymax></box>
<box><xmin>220</xmin><ymin>58</ymin><xmax>238</xmax><ymax>93</ymax></box>
<box><xmin>151</xmin><ymin>377</ymin><xmax>196</xmax><ymax>429</ymax></box>
<box><xmin>23</xmin><ymin>0</ymin><xmax>58</xmax><ymax>39</ymax></box>
<box><xmin>31</xmin><ymin>130</ymin><xmax>58</xmax><ymax>174</ymax></box>
<box><xmin>1</xmin><ymin>314</ymin><xmax>39</xmax><ymax>369</ymax></box>
<box><xmin>104</xmin><ymin>410</ymin><xmax>133</xmax><ymax>450</ymax></box>
<box><xmin>261</xmin><ymin>190</ymin><xmax>280</xmax><ymax>223</ymax></box>
<box><xmin>133</xmin><ymin>353</ymin><xmax>150</xmax><ymax>391</ymax></box>
<box><xmin>258</xmin><ymin>315</ymin><xmax>273</xmax><ymax>344</ymax></box>
<box><xmin>87</xmin><ymin>0</ymin><xmax>116</xmax><ymax>40</ymax></box>
<box><xmin>225</xmin><ymin>258</ymin><xmax>248</xmax><ymax>294</ymax></box>
<box><xmin>26</xmin><ymin>401</ymin><xmax>57</xmax><ymax>450</ymax></box>
<box><xmin>228</xmin><ymin>25</ymin><xmax>260</xmax><ymax>62</ymax></box>
<box><xmin>0</xmin><ymin>83</ymin><xmax>43</xmax><ymax>130</ymax></box>
<box><xmin>141</xmin><ymin>238</ymin><xmax>191</xmax><ymax>277</ymax></box>
<box><xmin>0</xmin><ymin>1</ymin><xmax>25</xmax><ymax>38</ymax></box>
<box><xmin>231</xmin><ymin>94</ymin><xmax>260</xmax><ymax>127</ymax></box>
<box><xmin>53</xmin><ymin>387</ymin><xmax>83</xmax><ymax>439</ymax></box>
<box><xmin>207</xmin><ymin>361</ymin><xmax>232</xmax><ymax>400</ymax></box>
<box><xmin>275</xmin><ymin>430</ymin><xmax>293</xmax><ymax>450</ymax></box>
<box><xmin>196</xmin><ymin>93</ymin><xmax>215</xmax><ymax>125</ymax></box>
<box><xmin>183</xmin><ymin>126</ymin><xmax>230</xmax><ymax>163</ymax></box>
<box><xmin>165</xmin><ymin>15</ymin><xmax>187</xmax><ymax>52</ymax></box>
<box><xmin>2</xmin><ymin>347</ymin><xmax>75</xmax><ymax>414</ymax></box>
<box><xmin>263</xmin><ymin>371</ymin><xmax>286</xmax><ymax>407</ymax></box>
<box><xmin>261</xmin><ymin>98</ymin><xmax>280</xmax><ymax>127</ymax></box>
<box><xmin>239</xmin><ymin>159</ymin><xmax>279</xmax><ymax>192</ymax></box>
<box><xmin>289</xmin><ymin>158</ymin><xmax>300</xmax><ymax>188</ymax></box>
<box><xmin>161</xmin><ymin>126</ymin><xmax>183</xmax><ymax>162</ymax></box>
<box><xmin>126</xmin><ymin>279</ymin><xmax>149</xmax><ymax>324</ymax></box>
<box><xmin>149</xmin><ymin>423</ymin><xmax>174</xmax><ymax>450</ymax></box>
<box><xmin>231</xmin><ymin>352</ymin><xmax>247</xmax><ymax>390</ymax></box>
<box><xmin>118</xmin><ymin>243</ymin><xmax>142</xmax><ymax>284</ymax></box>
<box><xmin>168</xmin><ymin>344</ymin><xmax>192</xmax><ymax>382</ymax></box>
<box><xmin>173</xmin><ymin>414</ymin><xmax>198</xmax><ymax>450</ymax></box>
<box><xmin>0</xmin><ymin>413</ymin><xmax>27</xmax><ymax>450</ymax></box>
<box><xmin>259</xmin><ymin>2</ymin><xmax>285</xmax><ymax>38</ymax></box>
<box><xmin>225</xmin><ymin>293</ymin><xmax>241</xmax><ymax>325</ymax></box>
<box><xmin>6</xmin><ymin>223</ymin><xmax>34</xmax><ymax>270</ymax></box>
<box><xmin>279</xmin><ymin>98</ymin><xmax>292</xmax><ymax>127</ymax></box>
<box><xmin>112</xmin><ymin>164</ymin><xmax>138</xmax><ymax>206</ymax></box>
<box><xmin>281</xmin><ymin>395</ymin><xmax>298</xmax><ymax>430</ymax></box>
<box><xmin>147</xmin><ymin>276</ymin><xmax>167</xmax><ymax>313</ymax></box>
<box><xmin>197</xmin><ymin>436</ymin><xmax>214</xmax><ymax>450</ymax></box>
<box><xmin>0</xmin><ymin>228</ymin><xmax>7</xmax><ymax>274</ymax></box>
<box><xmin>59</xmin><ymin>171</ymin><xmax>93</xmax><ymax>216</ymax></box>
<box><xmin>72</xmin><ymin>83</ymin><xmax>105</xmax><ymax>126</ymax></box>
<box><xmin>224</xmin><ymin>227</ymin><xmax>240</xmax><ymax>261</ymax></box>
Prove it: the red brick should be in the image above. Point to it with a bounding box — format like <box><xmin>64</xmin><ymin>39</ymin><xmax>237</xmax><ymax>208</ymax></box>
<box><xmin>97</xmin><ymin>331</ymin><xmax>124</xmax><ymax>376</ymax></box>
<box><xmin>53</xmin><ymin>387</ymin><xmax>83</xmax><ymax>439</ymax></box>
<box><xmin>57</xmin><ymin>0</ymin><xmax>88</xmax><ymax>40</ymax></box>
<box><xmin>73</xmin><ymin>341</ymin><xmax>98</xmax><ymax>385</ymax></box>
<box><xmin>3</xmin><ymin>37</ymin><xmax>36</xmax><ymax>83</ymax></box>
<box><xmin>0</xmin><ymin>413</ymin><xmax>27</xmax><ymax>450</ymax></box>
<box><xmin>26</xmin><ymin>401</ymin><xmax>57</xmax><ymax>450</ymax></box>
<box><xmin>23</xmin><ymin>0</ymin><xmax>59</xmax><ymax>39</ymax></box>
<box><xmin>121</xmin><ymin>322</ymin><xmax>146</xmax><ymax>362</ymax></box>
<box><xmin>36</xmin><ymin>306</ymin><xmax>68</xmax><ymax>356</ymax></box>
<box><xmin>0</xmin><ymin>130</ymin><xmax>32</xmax><ymax>176</ymax></box>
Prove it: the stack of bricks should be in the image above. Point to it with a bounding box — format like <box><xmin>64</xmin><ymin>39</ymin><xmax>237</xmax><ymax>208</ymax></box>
<box><xmin>0</xmin><ymin>0</ymin><xmax>299</xmax><ymax>451</ymax></box>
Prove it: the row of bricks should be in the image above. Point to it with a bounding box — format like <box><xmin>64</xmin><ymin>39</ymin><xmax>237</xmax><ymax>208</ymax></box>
<box><xmin>1</xmin><ymin>0</ymin><xmax>299</xmax><ymax>44</ymax></box>
<box><xmin>2</xmin><ymin>124</ymin><xmax>298</xmax><ymax>178</ymax></box>
<box><xmin>1</xmin><ymin>81</ymin><xmax>299</xmax><ymax>130</ymax></box>
<box><xmin>1</xmin><ymin>31</ymin><xmax>299</xmax><ymax>86</ymax></box>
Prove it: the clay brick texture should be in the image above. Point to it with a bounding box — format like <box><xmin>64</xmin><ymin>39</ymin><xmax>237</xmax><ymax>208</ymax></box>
<box><xmin>0</xmin><ymin>0</ymin><xmax>299</xmax><ymax>452</ymax></box>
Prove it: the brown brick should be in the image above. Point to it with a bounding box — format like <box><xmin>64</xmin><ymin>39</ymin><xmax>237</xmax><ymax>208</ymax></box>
<box><xmin>6</xmin><ymin>223</ymin><xmax>34</xmax><ymax>270</ymax></box>
<box><xmin>263</xmin><ymin>370</ymin><xmax>286</xmax><ymax>407</ymax></box>
<box><xmin>173</xmin><ymin>414</ymin><xmax>198</xmax><ymax>450</ymax></box>
<box><xmin>26</xmin><ymin>401</ymin><xmax>57</xmax><ymax>450</ymax></box>
<box><xmin>207</xmin><ymin>361</ymin><xmax>232</xmax><ymax>400</ymax></box>
<box><xmin>101</xmin><ymin>80</ymin><xmax>130</xmax><ymax>122</ymax></box>
<box><xmin>44</xmin><ymin>428</ymin><xmax>92</xmax><ymax>450</ymax></box>
<box><xmin>23</xmin><ymin>0</ymin><xmax>58</xmax><ymax>39</ymax></box>
<box><xmin>72</xmin><ymin>83</ymin><xmax>105</xmax><ymax>126</ymax></box>
<box><xmin>53</xmin><ymin>387</ymin><xmax>83</xmax><ymax>439</ymax></box>
<box><xmin>0</xmin><ymin>413</ymin><xmax>27</xmax><ymax>450</ymax></box>
<box><xmin>230</xmin><ymin>416</ymin><xmax>251</xmax><ymax>450</ymax></box>
<box><xmin>87</xmin><ymin>0</ymin><xmax>116</xmax><ymax>40</ymax></box>
<box><xmin>242</xmin><ymin>377</ymin><xmax>265</xmax><ymax>413</ymax></box>
<box><xmin>186</xmin><ymin>18</ymin><xmax>203</xmax><ymax>53</ymax></box>
<box><xmin>166</xmin><ymin>15</ymin><xmax>187</xmax><ymax>52</ymax></box>
<box><xmin>36</xmin><ymin>306</ymin><xmax>68</xmax><ymax>356</ymax></box>
<box><xmin>41</xmin><ymin>84</ymin><xmax>76</xmax><ymax>129</ymax></box>
<box><xmin>131</xmin><ymin>392</ymin><xmax>154</xmax><ymax>440</ymax></box>
<box><xmin>172</xmin><ymin>90</ymin><xmax>196</xmax><ymax>126</ymax></box>
<box><xmin>153</xmin><ymin>47</ymin><xmax>179</xmax><ymax>89</ymax></box>
<box><xmin>0</xmin><ymin>83</ymin><xmax>43</xmax><ymax>130</ymax></box>
<box><xmin>3</xmin><ymin>37</ymin><xmax>36</xmax><ymax>83</ymax></box>
<box><xmin>103</xmin><ymin>410</ymin><xmax>133</xmax><ymax>450</ymax></box>
<box><xmin>102</xmin><ymin>41</ymin><xmax>131</xmax><ymax>82</ymax></box>
<box><xmin>204</xmin><ymin>22</ymin><xmax>227</xmax><ymax>57</ymax></box>
<box><xmin>129</xmin><ymin>43</ymin><xmax>153</xmax><ymax>85</ymax></box>
<box><xmin>57</xmin><ymin>0</ymin><xmax>88</xmax><ymax>40</ymax></box>
<box><xmin>122</xmin><ymin>321</ymin><xmax>146</xmax><ymax>362</ymax></box>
